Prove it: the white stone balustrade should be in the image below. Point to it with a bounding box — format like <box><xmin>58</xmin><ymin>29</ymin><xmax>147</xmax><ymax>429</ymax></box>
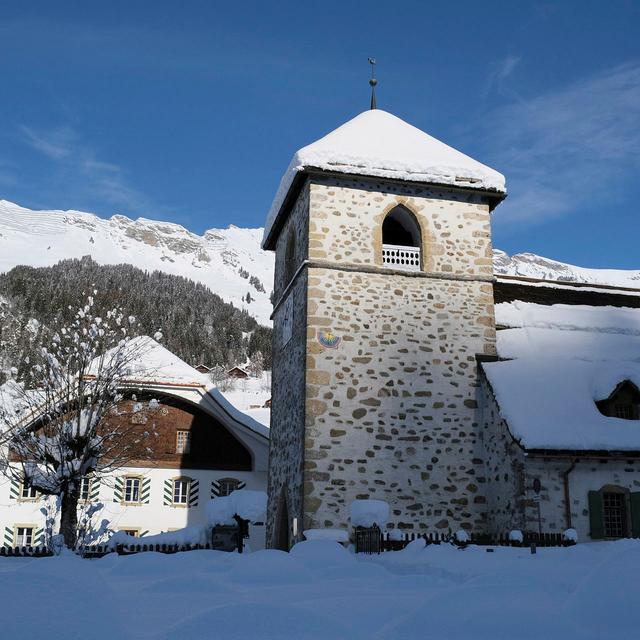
<box><xmin>382</xmin><ymin>244</ymin><xmax>421</xmax><ymax>271</ymax></box>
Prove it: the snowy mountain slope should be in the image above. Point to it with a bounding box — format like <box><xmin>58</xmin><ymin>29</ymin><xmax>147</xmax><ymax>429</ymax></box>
<box><xmin>0</xmin><ymin>200</ymin><xmax>274</xmax><ymax>325</ymax></box>
<box><xmin>1</xmin><ymin>200</ymin><xmax>639</xmax><ymax>326</ymax></box>
<box><xmin>494</xmin><ymin>249</ymin><xmax>640</xmax><ymax>288</ymax></box>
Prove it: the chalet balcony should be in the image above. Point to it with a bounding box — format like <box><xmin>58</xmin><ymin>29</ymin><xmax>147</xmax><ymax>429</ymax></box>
<box><xmin>381</xmin><ymin>244</ymin><xmax>421</xmax><ymax>272</ymax></box>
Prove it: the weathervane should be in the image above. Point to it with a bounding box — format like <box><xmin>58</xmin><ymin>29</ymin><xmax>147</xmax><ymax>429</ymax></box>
<box><xmin>368</xmin><ymin>57</ymin><xmax>377</xmax><ymax>110</ymax></box>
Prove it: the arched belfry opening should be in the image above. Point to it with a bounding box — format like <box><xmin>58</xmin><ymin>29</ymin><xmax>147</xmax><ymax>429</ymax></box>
<box><xmin>381</xmin><ymin>205</ymin><xmax>422</xmax><ymax>271</ymax></box>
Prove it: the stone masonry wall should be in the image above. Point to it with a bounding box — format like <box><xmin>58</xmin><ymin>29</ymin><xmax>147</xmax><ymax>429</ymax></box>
<box><xmin>266</xmin><ymin>182</ymin><xmax>310</xmax><ymax>548</ymax></box>
<box><xmin>302</xmin><ymin>175</ymin><xmax>497</xmax><ymax>533</ymax></box>
<box><xmin>480</xmin><ymin>374</ymin><xmax>526</xmax><ymax>533</ymax></box>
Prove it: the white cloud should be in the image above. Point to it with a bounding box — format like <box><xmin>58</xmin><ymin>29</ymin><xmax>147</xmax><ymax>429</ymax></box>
<box><xmin>16</xmin><ymin>124</ymin><xmax>153</xmax><ymax>213</ymax></box>
<box><xmin>19</xmin><ymin>125</ymin><xmax>75</xmax><ymax>160</ymax></box>
<box><xmin>480</xmin><ymin>62</ymin><xmax>640</xmax><ymax>228</ymax></box>
<box><xmin>483</xmin><ymin>55</ymin><xmax>521</xmax><ymax>98</ymax></box>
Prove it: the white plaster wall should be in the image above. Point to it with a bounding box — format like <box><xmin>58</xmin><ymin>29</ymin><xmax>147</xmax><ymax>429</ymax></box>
<box><xmin>525</xmin><ymin>458</ymin><xmax>640</xmax><ymax>541</ymax></box>
<box><xmin>0</xmin><ymin>467</ymin><xmax>267</xmax><ymax>549</ymax></box>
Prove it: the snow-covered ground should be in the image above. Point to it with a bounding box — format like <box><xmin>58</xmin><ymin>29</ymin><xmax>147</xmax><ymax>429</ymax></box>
<box><xmin>1</xmin><ymin>539</ymin><xmax>638</xmax><ymax>639</ymax></box>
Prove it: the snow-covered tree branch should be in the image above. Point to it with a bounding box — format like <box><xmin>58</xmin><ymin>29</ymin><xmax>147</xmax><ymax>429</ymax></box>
<box><xmin>0</xmin><ymin>293</ymin><xmax>163</xmax><ymax>548</ymax></box>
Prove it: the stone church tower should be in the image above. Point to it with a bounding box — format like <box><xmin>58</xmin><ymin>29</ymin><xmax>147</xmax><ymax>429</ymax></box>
<box><xmin>262</xmin><ymin>109</ymin><xmax>506</xmax><ymax>549</ymax></box>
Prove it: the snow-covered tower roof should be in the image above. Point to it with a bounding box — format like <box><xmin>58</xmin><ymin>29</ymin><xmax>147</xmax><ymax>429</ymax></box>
<box><xmin>262</xmin><ymin>109</ymin><xmax>506</xmax><ymax>249</ymax></box>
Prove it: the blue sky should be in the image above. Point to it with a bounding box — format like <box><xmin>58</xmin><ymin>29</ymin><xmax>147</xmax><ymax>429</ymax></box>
<box><xmin>1</xmin><ymin>1</ymin><xmax>639</xmax><ymax>268</ymax></box>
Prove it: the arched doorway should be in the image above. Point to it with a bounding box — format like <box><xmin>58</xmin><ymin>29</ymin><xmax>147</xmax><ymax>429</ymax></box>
<box><xmin>274</xmin><ymin>489</ymin><xmax>290</xmax><ymax>551</ymax></box>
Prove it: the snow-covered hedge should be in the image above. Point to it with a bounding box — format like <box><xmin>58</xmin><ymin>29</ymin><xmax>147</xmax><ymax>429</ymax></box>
<box><xmin>303</xmin><ymin>529</ymin><xmax>349</xmax><ymax>543</ymax></box>
<box><xmin>509</xmin><ymin>530</ymin><xmax>524</xmax><ymax>543</ymax></box>
<box><xmin>107</xmin><ymin>525</ymin><xmax>209</xmax><ymax>550</ymax></box>
<box><xmin>350</xmin><ymin>499</ymin><xmax>389</xmax><ymax>528</ymax></box>
<box><xmin>454</xmin><ymin>530</ymin><xmax>470</xmax><ymax>543</ymax></box>
<box><xmin>206</xmin><ymin>490</ymin><xmax>267</xmax><ymax>526</ymax></box>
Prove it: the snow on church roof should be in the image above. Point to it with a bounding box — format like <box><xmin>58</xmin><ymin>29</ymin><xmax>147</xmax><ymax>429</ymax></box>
<box><xmin>262</xmin><ymin>109</ymin><xmax>506</xmax><ymax>248</ymax></box>
<box><xmin>483</xmin><ymin>359</ymin><xmax>640</xmax><ymax>452</ymax></box>
<box><xmin>484</xmin><ymin>301</ymin><xmax>640</xmax><ymax>451</ymax></box>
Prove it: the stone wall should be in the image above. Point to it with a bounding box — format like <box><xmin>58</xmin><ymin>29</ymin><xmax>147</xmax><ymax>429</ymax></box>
<box><xmin>301</xmin><ymin>175</ymin><xmax>497</xmax><ymax>533</ymax></box>
<box><xmin>266</xmin><ymin>182</ymin><xmax>310</xmax><ymax>548</ymax></box>
<box><xmin>308</xmin><ymin>175</ymin><xmax>494</xmax><ymax>277</ymax></box>
<box><xmin>273</xmin><ymin>181</ymin><xmax>310</xmax><ymax>299</ymax></box>
<box><xmin>480</xmin><ymin>375</ymin><xmax>526</xmax><ymax>533</ymax></box>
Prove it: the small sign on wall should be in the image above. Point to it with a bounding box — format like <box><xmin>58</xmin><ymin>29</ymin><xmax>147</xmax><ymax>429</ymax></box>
<box><xmin>281</xmin><ymin>295</ymin><xmax>293</xmax><ymax>348</ymax></box>
<box><xmin>317</xmin><ymin>329</ymin><xmax>341</xmax><ymax>349</ymax></box>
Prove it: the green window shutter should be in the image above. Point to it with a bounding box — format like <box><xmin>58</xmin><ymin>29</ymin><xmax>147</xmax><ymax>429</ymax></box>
<box><xmin>141</xmin><ymin>478</ymin><xmax>151</xmax><ymax>504</ymax></box>
<box><xmin>164</xmin><ymin>479</ymin><xmax>173</xmax><ymax>506</ymax></box>
<box><xmin>9</xmin><ymin>478</ymin><xmax>20</xmax><ymax>500</ymax></box>
<box><xmin>33</xmin><ymin>528</ymin><xmax>44</xmax><ymax>546</ymax></box>
<box><xmin>4</xmin><ymin>526</ymin><xmax>13</xmax><ymax>546</ymax></box>
<box><xmin>629</xmin><ymin>492</ymin><xmax>640</xmax><ymax>537</ymax></box>
<box><xmin>90</xmin><ymin>479</ymin><xmax>100</xmax><ymax>502</ymax></box>
<box><xmin>189</xmin><ymin>479</ymin><xmax>199</xmax><ymax>507</ymax></box>
<box><xmin>588</xmin><ymin>490</ymin><xmax>604</xmax><ymax>539</ymax></box>
<box><xmin>113</xmin><ymin>477</ymin><xmax>124</xmax><ymax>502</ymax></box>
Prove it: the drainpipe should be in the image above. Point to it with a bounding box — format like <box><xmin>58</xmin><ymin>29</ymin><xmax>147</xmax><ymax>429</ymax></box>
<box><xmin>563</xmin><ymin>458</ymin><xmax>577</xmax><ymax>529</ymax></box>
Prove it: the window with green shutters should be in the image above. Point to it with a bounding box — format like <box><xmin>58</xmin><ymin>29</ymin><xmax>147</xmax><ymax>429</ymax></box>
<box><xmin>589</xmin><ymin>488</ymin><xmax>640</xmax><ymax>539</ymax></box>
<box><xmin>164</xmin><ymin>477</ymin><xmax>199</xmax><ymax>506</ymax></box>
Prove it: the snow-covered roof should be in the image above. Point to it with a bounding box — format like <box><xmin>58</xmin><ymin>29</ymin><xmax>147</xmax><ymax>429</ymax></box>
<box><xmin>483</xmin><ymin>359</ymin><xmax>640</xmax><ymax>451</ymax></box>
<box><xmin>114</xmin><ymin>336</ymin><xmax>210</xmax><ymax>387</ymax></box>
<box><xmin>116</xmin><ymin>337</ymin><xmax>270</xmax><ymax>438</ymax></box>
<box><xmin>485</xmin><ymin>301</ymin><xmax>640</xmax><ymax>451</ymax></box>
<box><xmin>495</xmin><ymin>301</ymin><xmax>640</xmax><ymax>361</ymax></box>
<box><xmin>262</xmin><ymin>109</ymin><xmax>506</xmax><ymax>248</ymax></box>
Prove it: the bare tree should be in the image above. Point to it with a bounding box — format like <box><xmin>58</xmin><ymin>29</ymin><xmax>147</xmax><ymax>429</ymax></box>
<box><xmin>247</xmin><ymin>351</ymin><xmax>264</xmax><ymax>378</ymax></box>
<box><xmin>0</xmin><ymin>293</ymin><xmax>163</xmax><ymax>548</ymax></box>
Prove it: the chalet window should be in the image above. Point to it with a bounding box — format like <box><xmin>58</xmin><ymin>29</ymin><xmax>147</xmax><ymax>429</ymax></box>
<box><xmin>588</xmin><ymin>486</ymin><xmax>640</xmax><ymax>539</ymax></box>
<box><xmin>218</xmin><ymin>478</ymin><xmax>240</xmax><ymax>497</ymax></box>
<box><xmin>603</xmin><ymin>492</ymin><xmax>626</xmax><ymax>538</ymax></box>
<box><xmin>79</xmin><ymin>477</ymin><xmax>93</xmax><ymax>501</ymax></box>
<box><xmin>21</xmin><ymin>481</ymin><xmax>37</xmax><ymax>499</ymax></box>
<box><xmin>124</xmin><ymin>477</ymin><xmax>141</xmax><ymax>503</ymax></box>
<box><xmin>121</xmin><ymin>529</ymin><xmax>139</xmax><ymax>537</ymax></box>
<box><xmin>596</xmin><ymin>381</ymin><xmax>640</xmax><ymax>420</ymax></box>
<box><xmin>615</xmin><ymin>404</ymin><xmax>635</xmax><ymax>420</ymax></box>
<box><xmin>176</xmin><ymin>430</ymin><xmax>191</xmax><ymax>454</ymax></box>
<box><xmin>173</xmin><ymin>479</ymin><xmax>190</xmax><ymax>505</ymax></box>
<box><xmin>14</xmin><ymin>527</ymin><xmax>33</xmax><ymax>547</ymax></box>
<box><xmin>381</xmin><ymin>206</ymin><xmax>421</xmax><ymax>272</ymax></box>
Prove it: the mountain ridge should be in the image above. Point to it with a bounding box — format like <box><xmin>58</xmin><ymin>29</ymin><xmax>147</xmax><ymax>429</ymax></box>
<box><xmin>1</xmin><ymin>199</ymin><xmax>638</xmax><ymax>325</ymax></box>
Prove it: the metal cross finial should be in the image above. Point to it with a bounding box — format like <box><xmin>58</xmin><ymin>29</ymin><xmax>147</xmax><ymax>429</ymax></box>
<box><xmin>368</xmin><ymin>57</ymin><xmax>377</xmax><ymax>110</ymax></box>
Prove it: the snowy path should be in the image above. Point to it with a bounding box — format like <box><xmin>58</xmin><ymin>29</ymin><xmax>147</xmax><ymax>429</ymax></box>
<box><xmin>0</xmin><ymin>540</ymin><xmax>638</xmax><ymax>639</ymax></box>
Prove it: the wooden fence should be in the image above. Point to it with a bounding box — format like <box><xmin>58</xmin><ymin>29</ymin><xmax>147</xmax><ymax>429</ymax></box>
<box><xmin>0</xmin><ymin>545</ymin><xmax>53</xmax><ymax>557</ymax></box>
<box><xmin>355</xmin><ymin>528</ymin><xmax>578</xmax><ymax>554</ymax></box>
<box><xmin>79</xmin><ymin>542</ymin><xmax>215</xmax><ymax>558</ymax></box>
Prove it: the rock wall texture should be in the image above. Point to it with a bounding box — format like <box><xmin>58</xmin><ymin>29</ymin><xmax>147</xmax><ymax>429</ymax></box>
<box><xmin>480</xmin><ymin>375</ymin><xmax>526</xmax><ymax>533</ymax></box>
<box><xmin>300</xmin><ymin>175</ymin><xmax>497</xmax><ymax>533</ymax></box>
<box><xmin>266</xmin><ymin>182</ymin><xmax>310</xmax><ymax>548</ymax></box>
